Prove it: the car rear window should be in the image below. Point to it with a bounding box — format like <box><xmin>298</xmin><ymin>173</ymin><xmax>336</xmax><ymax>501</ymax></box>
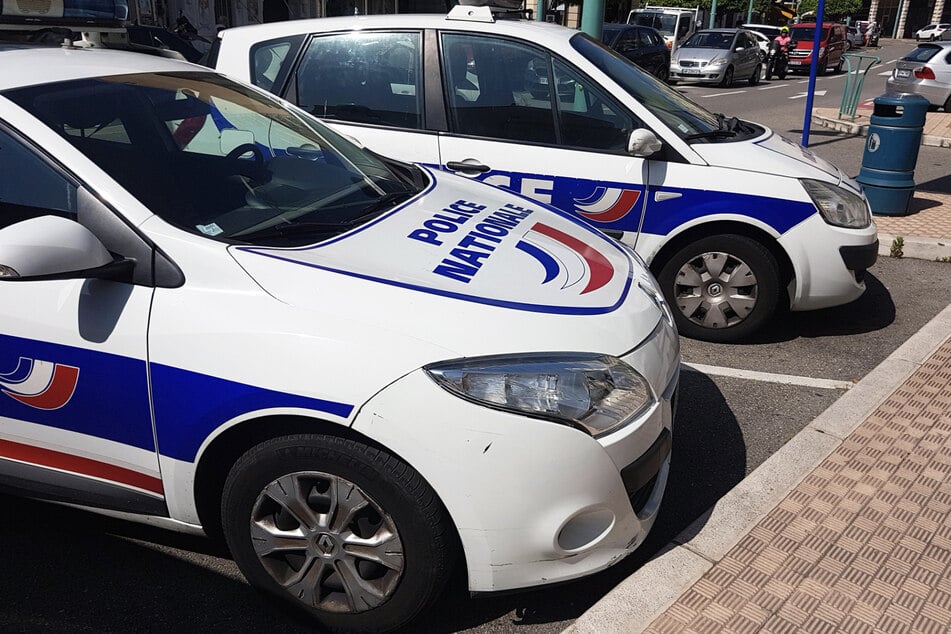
<box><xmin>902</xmin><ymin>45</ymin><xmax>942</xmax><ymax>62</ymax></box>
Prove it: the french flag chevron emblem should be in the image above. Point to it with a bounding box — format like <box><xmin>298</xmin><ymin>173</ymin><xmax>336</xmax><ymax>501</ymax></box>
<box><xmin>516</xmin><ymin>222</ymin><xmax>614</xmax><ymax>295</ymax></box>
<box><xmin>0</xmin><ymin>357</ymin><xmax>80</xmax><ymax>411</ymax></box>
<box><xmin>574</xmin><ymin>186</ymin><xmax>641</xmax><ymax>223</ymax></box>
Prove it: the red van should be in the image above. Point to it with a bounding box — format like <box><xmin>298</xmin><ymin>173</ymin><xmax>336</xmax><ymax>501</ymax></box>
<box><xmin>787</xmin><ymin>22</ymin><xmax>848</xmax><ymax>74</ymax></box>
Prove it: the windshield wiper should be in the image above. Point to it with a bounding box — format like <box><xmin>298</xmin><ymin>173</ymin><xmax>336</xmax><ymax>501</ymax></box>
<box><xmin>684</xmin><ymin>113</ymin><xmax>741</xmax><ymax>141</ymax></box>
<box><xmin>234</xmin><ymin>191</ymin><xmax>416</xmax><ymax>243</ymax></box>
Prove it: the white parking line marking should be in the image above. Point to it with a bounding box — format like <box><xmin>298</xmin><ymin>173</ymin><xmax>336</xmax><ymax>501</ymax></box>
<box><xmin>758</xmin><ymin>84</ymin><xmax>787</xmax><ymax>90</ymax></box>
<box><xmin>682</xmin><ymin>362</ymin><xmax>855</xmax><ymax>390</ymax></box>
<box><xmin>886</xmin><ymin>58</ymin><xmax>898</xmax><ymax>64</ymax></box>
<box><xmin>878</xmin><ymin>71</ymin><xmax>893</xmax><ymax>76</ymax></box>
<box><xmin>699</xmin><ymin>91</ymin><xmax>747</xmax><ymax>98</ymax></box>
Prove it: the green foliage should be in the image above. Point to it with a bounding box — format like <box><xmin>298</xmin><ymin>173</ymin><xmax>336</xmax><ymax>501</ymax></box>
<box><xmin>796</xmin><ymin>0</ymin><xmax>862</xmax><ymax>21</ymax></box>
<box><xmin>890</xmin><ymin>236</ymin><xmax>904</xmax><ymax>258</ymax></box>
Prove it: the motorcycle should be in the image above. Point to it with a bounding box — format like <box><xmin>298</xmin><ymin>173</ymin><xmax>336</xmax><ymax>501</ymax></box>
<box><xmin>764</xmin><ymin>40</ymin><xmax>791</xmax><ymax>80</ymax></box>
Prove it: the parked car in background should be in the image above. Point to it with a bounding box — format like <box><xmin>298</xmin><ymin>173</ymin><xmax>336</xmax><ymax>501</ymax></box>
<box><xmin>746</xmin><ymin>29</ymin><xmax>771</xmax><ymax>61</ymax></box>
<box><xmin>846</xmin><ymin>26</ymin><xmax>864</xmax><ymax>49</ymax></box>
<box><xmin>669</xmin><ymin>28</ymin><xmax>762</xmax><ymax>86</ymax></box>
<box><xmin>602</xmin><ymin>23</ymin><xmax>672</xmax><ymax>81</ymax></box>
<box><xmin>0</xmin><ymin>44</ymin><xmax>680</xmax><ymax>633</ymax></box>
<box><xmin>787</xmin><ymin>22</ymin><xmax>847</xmax><ymax>74</ymax></box>
<box><xmin>914</xmin><ymin>23</ymin><xmax>950</xmax><ymax>41</ymax></box>
<box><xmin>885</xmin><ymin>41</ymin><xmax>951</xmax><ymax>112</ymax></box>
<box><xmin>213</xmin><ymin>6</ymin><xmax>880</xmax><ymax>344</ymax></box>
<box><xmin>740</xmin><ymin>23</ymin><xmax>782</xmax><ymax>40</ymax></box>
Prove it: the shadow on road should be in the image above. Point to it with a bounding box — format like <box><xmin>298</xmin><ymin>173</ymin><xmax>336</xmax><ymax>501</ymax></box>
<box><xmin>741</xmin><ymin>270</ymin><xmax>895</xmax><ymax>345</ymax></box>
<box><xmin>0</xmin><ymin>373</ymin><xmax>745</xmax><ymax>634</ymax></box>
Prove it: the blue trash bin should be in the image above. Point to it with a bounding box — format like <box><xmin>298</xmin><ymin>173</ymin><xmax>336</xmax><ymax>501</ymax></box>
<box><xmin>856</xmin><ymin>93</ymin><xmax>930</xmax><ymax>216</ymax></box>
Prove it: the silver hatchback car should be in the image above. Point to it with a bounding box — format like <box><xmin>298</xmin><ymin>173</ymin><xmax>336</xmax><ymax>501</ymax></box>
<box><xmin>670</xmin><ymin>28</ymin><xmax>763</xmax><ymax>87</ymax></box>
<box><xmin>886</xmin><ymin>42</ymin><xmax>951</xmax><ymax>111</ymax></box>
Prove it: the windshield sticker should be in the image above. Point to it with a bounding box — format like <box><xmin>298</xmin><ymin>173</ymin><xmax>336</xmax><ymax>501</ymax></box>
<box><xmin>196</xmin><ymin>222</ymin><xmax>224</xmax><ymax>236</ymax></box>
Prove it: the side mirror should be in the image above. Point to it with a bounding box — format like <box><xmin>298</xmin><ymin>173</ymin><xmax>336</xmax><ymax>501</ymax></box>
<box><xmin>628</xmin><ymin>128</ymin><xmax>662</xmax><ymax>157</ymax></box>
<box><xmin>0</xmin><ymin>215</ymin><xmax>133</xmax><ymax>282</ymax></box>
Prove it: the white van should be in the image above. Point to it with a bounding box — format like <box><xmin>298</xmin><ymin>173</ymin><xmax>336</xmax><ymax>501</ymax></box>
<box><xmin>213</xmin><ymin>3</ymin><xmax>879</xmax><ymax>343</ymax></box>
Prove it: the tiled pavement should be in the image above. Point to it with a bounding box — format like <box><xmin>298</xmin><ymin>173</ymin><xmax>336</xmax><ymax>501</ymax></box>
<box><xmin>643</xmin><ymin>337</ymin><xmax>951</xmax><ymax>634</ymax></box>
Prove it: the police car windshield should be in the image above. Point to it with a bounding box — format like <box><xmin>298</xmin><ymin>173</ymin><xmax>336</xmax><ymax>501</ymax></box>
<box><xmin>5</xmin><ymin>72</ymin><xmax>420</xmax><ymax>247</ymax></box>
<box><xmin>571</xmin><ymin>34</ymin><xmax>721</xmax><ymax>139</ymax></box>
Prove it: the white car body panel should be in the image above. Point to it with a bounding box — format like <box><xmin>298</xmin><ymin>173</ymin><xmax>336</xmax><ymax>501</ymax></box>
<box><xmin>0</xmin><ymin>46</ymin><xmax>679</xmax><ymax>596</ymax></box>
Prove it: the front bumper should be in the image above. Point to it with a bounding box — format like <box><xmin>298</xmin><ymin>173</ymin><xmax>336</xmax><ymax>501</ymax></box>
<box><xmin>670</xmin><ymin>63</ymin><xmax>728</xmax><ymax>83</ymax></box>
<box><xmin>779</xmin><ymin>213</ymin><xmax>879</xmax><ymax>311</ymax></box>
<box><xmin>351</xmin><ymin>320</ymin><xmax>680</xmax><ymax>593</ymax></box>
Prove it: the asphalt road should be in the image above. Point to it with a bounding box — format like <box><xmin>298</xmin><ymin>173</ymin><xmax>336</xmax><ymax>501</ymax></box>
<box><xmin>3</xmin><ymin>38</ymin><xmax>950</xmax><ymax>634</ymax></box>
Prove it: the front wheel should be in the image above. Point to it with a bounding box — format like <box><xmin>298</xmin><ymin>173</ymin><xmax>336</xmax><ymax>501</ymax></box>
<box><xmin>221</xmin><ymin>435</ymin><xmax>456</xmax><ymax>633</ymax></box>
<box><xmin>657</xmin><ymin>235</ymin><xmax>780</xmax><ymax>342</ymax></box>
<box><xmin>749</xmin><ymin>64</ymin><xmax>762</xmax><ymax>85</ymax></box>
<box><xmin>719</xmin><ymin>66</ymin><xmax>735</xmax><ymax>87</ymax></box>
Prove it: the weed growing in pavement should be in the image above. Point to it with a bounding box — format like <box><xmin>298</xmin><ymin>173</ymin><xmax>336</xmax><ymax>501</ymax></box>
<box><xmin>936</xmin><ymin>256</ymin><xmax>951</xmax><ymax>263</ymax></box>
<box><xmin>890</xmin><ymin>236</ymin><xmax>904</xmax><ymax>258</ymax></box>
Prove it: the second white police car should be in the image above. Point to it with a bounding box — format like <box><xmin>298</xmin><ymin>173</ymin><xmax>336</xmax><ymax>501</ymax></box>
<box><xmin>213</xmin><ymin>2</ymin><xmax>880</xmax><ymax>343</ymax></box>
<box><xmin>0</xmin><ymin>45</ymin><xmax>678</xmax><ymax>632</ymax></box>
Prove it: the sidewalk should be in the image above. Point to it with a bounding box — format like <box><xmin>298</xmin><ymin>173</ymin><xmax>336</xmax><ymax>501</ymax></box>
<box><xmin>565</xmin><ymin>113</ymin><xmax>951</xmax><ymax>634</ymax></box>
<box><xmin>568</xmin><ymin>304</ymin><xmax>951</xmax><ymax>634</ymax></box>
<box><xmin>812</xmin><ymin>107</ymin><xmax>951</xmax><ymax>260</ymax></box>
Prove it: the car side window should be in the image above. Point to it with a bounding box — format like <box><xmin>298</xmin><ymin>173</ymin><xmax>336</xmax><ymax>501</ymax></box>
<box><xmin>296</xmin><ymin>31</ymin><xmax>423</xmax><ymax>129</ymax></box>
<box><xmin>636</xmin><ymin>29</ymin><xmax>653</xmax><ymax>48</ymax></box>
<box><xmin>442</xmin><ymin>34</ymin><xmax>557</xmax><ymax>144</ymax></box>
<box><xmin>619</xmin><ymin>30</ymin><xmax>639</xmax><ymax>51</ymax></box>
<box><xmin>250</xmin><ymin>36</ymin><xmax>303</xmax><ymax>93</ymax></box>
<box><xmin>551</xmin><ymin>59</ymin><xmax>637</xmax><ymax>152</ymax></box>
<box><xmin>0</xmin><ymin>126</ymin><xmax>77</xmax><ymax>229</ymax></box>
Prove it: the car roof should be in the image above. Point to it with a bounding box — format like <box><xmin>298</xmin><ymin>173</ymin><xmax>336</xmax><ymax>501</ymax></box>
<box><xmin>219</xmin><ymin>13</ymin><xmax>578</xmax><ymax>50</ymax></box>
<box><xmin>0</xmin><ymin>46</ymin><xmax>202</xmax><ymax>91</ymax></box>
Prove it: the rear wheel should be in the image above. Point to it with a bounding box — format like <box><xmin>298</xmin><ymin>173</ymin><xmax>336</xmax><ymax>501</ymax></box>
<box><xmin>657</xmin><ymin>234</ymin><xmax>780</xmax><ymax>342</ymax></box>
<box><xmin>656</xmin><ymin>65</ymin><xmax>670</xmax><ymax>83</ymax></box>
<box><xmin>221</xmin><ymin>434</ymin><xmax>456</xmax><ymax>633</ymax></box>
<box><xmin>834</xmin><ymin>56</ymin><xmax>844</xmax><ymax>73</ymax></box>
<box><xmin>720</xmin><ymin>66</ymin><xmax>735</xmax><ymax>87</ymax></box>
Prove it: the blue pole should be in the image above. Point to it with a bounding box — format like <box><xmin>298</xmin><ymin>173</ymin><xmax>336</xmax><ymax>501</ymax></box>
<box><xmin>801</xmin><ymin>0</ymin><xmax>826</xmax><ymax>147</ymax></box>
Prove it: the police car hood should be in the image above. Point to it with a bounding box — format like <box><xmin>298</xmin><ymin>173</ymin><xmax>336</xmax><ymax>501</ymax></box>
<box><xmin>229</xmin><ymin>170</ymin><xmax>663</xmax><ymax>358</ymax></box>
<box><xmin>693</xmin><ymin>128</ymin><xmax>847</xmax><ymax>184</ymax></box>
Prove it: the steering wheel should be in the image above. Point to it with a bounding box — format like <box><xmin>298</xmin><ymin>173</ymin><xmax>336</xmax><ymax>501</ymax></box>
<box><xmin>225</xmin><ymin>143</ymin><xmax>267</xmax><ymax>181</ymax></box>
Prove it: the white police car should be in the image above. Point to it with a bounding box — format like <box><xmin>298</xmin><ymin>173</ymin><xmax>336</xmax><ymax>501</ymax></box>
<box><xmin>212</xmin><ymin>2</ymin><xmax>880</xmax><ymax>343</ymax></box>
<box><xmin>0</xmin><ymin>45</ymin><xmax>678</xmax><ymax>632</ymax></box>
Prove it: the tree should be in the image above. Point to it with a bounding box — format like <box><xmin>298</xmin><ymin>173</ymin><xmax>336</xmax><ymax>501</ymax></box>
<box><xmin>796</xmin><ymin>0</ymin><xmax>862</xmax><ymax>21</ymax></box>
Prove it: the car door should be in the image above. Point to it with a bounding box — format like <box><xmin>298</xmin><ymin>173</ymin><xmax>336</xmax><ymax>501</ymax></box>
<box><xmin>435</xmin><ymin>32</ymin><xmax>654</xmax><ymax>237</ymax></box>
<box><xmin>636</xmin><ymin>27</ymin><xmax>668</xmax><ymax>76</ymax></box>
<box><xmin>284</xmin><ymin>29</ymin><xmax>441</xmax><ymax>166</ymax></box>
<box><xmin>0</xmin><ymin>120</ymin><xmax>163</xmax><ymax>515</ymax></box>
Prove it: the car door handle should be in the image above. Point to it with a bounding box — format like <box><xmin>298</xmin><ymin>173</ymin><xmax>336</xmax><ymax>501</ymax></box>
<box><xmin>446</xmin><ymin>161</ymin><xmax>491</xmax><ymax>174</ymax></box>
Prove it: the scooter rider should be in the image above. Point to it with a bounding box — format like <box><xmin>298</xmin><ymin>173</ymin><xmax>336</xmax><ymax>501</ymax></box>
<box><xmin>774</xmin><ymin>26</ymin><xmax>792</xmax><ymax>52</ymax></box>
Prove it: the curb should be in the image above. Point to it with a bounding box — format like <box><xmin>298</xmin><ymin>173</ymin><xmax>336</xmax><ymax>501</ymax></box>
<box><xmin>565</xmin><ymin>302</ymin><xmax>951</xmax><ymax>634</ymax></box>
<box><xmin>811</xmin><ymin>113</ymin><xmax>951</xmax><ymax>148</ymax></box>
<box><xmin>877</xmin><ymin>232</ymin><xmax>951</xmax><ymax>261</ymax></box>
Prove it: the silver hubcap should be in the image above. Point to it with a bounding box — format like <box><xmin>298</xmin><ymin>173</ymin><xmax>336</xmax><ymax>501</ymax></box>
<box><xmin>673</xmin><ymin>251</ymin><xmax>758</xmax><ymax>329</ymax></box>
<box><xmin>249</xmin><ymin>471</ymin><xmax>404</xmax><ymax>614</ymax></box>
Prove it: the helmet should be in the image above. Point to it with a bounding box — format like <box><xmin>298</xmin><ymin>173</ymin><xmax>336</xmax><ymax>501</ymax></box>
<box><xmin>780</xmin><ymin>26</ymin><xmax>789</xmax><ymax>34</ymax></box>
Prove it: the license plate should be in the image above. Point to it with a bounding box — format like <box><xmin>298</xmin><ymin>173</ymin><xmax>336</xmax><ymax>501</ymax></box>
<box><xmin>896</xmin><ymin>69</ymin><xmax>911</xmax><ymax>78</ymax></box>
<box><xmin>789</xmin><ymin>60</ymin><xmax>803</xmax><ymax>65</ymax></box>
<box><xmin>680</xmin><ymin>68</ymin><xmax>699</xmax><ymax>74</ymax></box>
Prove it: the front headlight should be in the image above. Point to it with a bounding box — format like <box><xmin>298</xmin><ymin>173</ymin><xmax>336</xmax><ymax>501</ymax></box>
<box><xmin>708</xmin><ymin>57</ymin><xmax>727</xmax><ymax>66</ymax></box>
<box><xmin>426</xmin><ymin>353</ymin><xmax>654</xmax><ymax>437</ymax></box>
<box><xmin>801</xmin><ymin>179</ymin><xmax>871</xmax><ymax>229</ymax></box>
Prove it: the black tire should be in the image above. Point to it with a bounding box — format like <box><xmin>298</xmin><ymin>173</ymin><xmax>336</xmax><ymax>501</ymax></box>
<box><xmin>720</xmin><ymin>66</ymin><xmax>735</xmax><ymax>87</ymax></box>
<box><xmin>818</xmin><ymin>59</ymin><xmax>828</xmax><ymax>74</ymax></box>
<box><xmin>657</xmin><ymin>234</ymin><xmax>780</xmax><ymax>343</ymax></box>
<box><xmin>221</xmin><ymin>434</ymin><xmax>456</xmax><ymax>633</ymax></box>
<box><xmin>834</xmin><ymin>56</ymin><xmax>844</xmax><ymax>73</ymax></box>
<box><xmin>656</xmin><ymin>65</ymin><xmax>670</xmax><ymax>83</ymax></box>
<box><xmin>749</xmin><ymin>64</ymin><xmax>762</xmax><ymax>86</ymax></box>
